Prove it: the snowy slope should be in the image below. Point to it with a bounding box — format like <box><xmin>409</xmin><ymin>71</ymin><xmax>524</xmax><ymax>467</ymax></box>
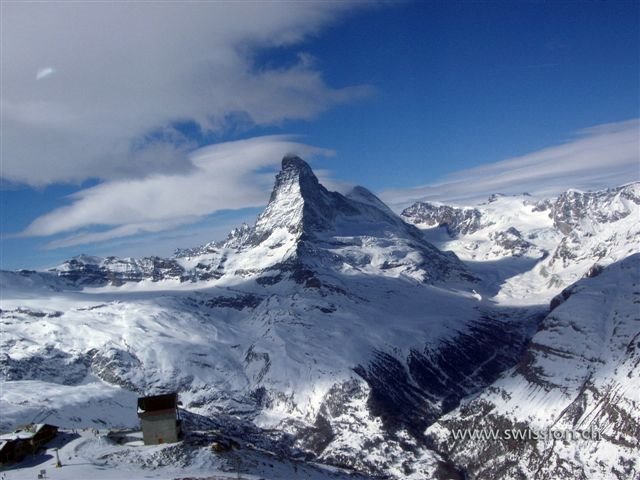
<box><xmin>426</xmin><ymin>254</ymin><xmax>640</xmax><ymax>480</ymax></box>
<box><xmin>2</xmin><ymin>427</ymin><xmax>375</xmax><ymax>480</ymax></box>
<box><xmin>401</xmin><ymin>194</ymin><xmax>559</xmax><ymax>260</ymax></box>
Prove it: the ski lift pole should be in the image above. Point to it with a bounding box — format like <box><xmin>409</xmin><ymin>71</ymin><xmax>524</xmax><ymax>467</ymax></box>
<box><xmin>233</xmin><ymin>452</ymin><xmax>241</xmax><ymax>480</ymax></box>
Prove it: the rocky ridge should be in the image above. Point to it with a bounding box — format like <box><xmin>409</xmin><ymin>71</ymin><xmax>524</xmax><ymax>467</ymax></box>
<box><xmin>401</xmin><ymin>182</ymin><xmax>640</xmax><ymax>291</ymax></box>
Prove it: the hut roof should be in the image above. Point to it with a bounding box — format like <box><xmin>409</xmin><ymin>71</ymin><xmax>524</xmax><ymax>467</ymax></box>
<box><xmin>0</xmin><ymin>423</ymin><xmax>58</xmax><ymax>442</ymax></box>
<box><xmin>137</xmin><ymin>392</ymin><xmax>177</xmax><ymax>413</ymax></box>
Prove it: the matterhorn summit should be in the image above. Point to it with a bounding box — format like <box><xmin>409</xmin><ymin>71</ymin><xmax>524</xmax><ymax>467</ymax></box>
<box><xmin>252</xmin><ymin>154</ymin><xmax>344</xmax><ymax>238</ymax></box>
<box><xmin>173</xmin><ymin>155</ymin><xmax>474</xmax><ymax>287</ymax></box>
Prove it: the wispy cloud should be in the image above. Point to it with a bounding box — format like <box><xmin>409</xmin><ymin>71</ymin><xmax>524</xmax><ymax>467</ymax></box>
<box><xmin>22</xmin><ymin>136</ymin><xmax>332</xmax><ymax>247</ymax></box>
<box><xmin>1</xmin><ymin>2</ymin><xmax>374</xmax><ymax>186</ymax></box>
<box><xmin>35</xmin><ymin>67</ymin><xmax>55</xmax><ymax>80</ymax></box>
<box><xmin>380</xmin><ymin>118</ymin><xmax>640</xmax><ymax>208</ymax></box>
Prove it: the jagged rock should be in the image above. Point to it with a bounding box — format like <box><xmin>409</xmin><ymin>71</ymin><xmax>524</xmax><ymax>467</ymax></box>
<box><xmin>401</xmin><ymin>202</ymin><xmax>484</xmax><ymax>236</ymax></box>
<box><xmin>552</xmin><ymin>184</ymin><xmax>639</xmax><ymax>234</ymax></box>
<box><xmin>52</xmin><ymin>254</ymin><xmax>184</xmax><ymax>286</ymax></box>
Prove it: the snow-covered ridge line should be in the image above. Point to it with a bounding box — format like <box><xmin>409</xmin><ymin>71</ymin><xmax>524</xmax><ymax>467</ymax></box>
<box><xmin>402</xmin><ymin>182</ymin><xmax>640</xmax><ymax>297</ymax></box>
<box><xmin>22</xmin><ymin>155</ymin><xmax>474</xmax><ymax>290</ymax></box>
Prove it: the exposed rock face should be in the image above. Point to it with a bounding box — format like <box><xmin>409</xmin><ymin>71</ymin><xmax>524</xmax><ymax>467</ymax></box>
<box><xmin>354</xmin><ymin>309</ymin><xmax>540</xmax><ymax>434</ymax></box>
<box><xmin>489</xmin><ymin>227</ymin><xmax>535</xmax><ymax>257</ymax></box>
<box><xmin>53</xmin><ymin>255</ymin><xmax>184</xmax><ymax>286</ymax></box>
<box><xmin>401</xmin><ymin>202</ymin><xmax>484</xmax><ymax>236</ymax></box>
<box><xmin>0</xmin><ymin>345</ymin><xmax>89</xmax><ymax>385</ymax></box>
<box><xmin>552</xmin><ymin>184</ymin><xmax>640</xmax><ymax>235</ymax></box>
<box><xmin>547</xmin><ymin>184</ymin><xmax>640</xmax><ymax>270</ymax></box>
<box><xmin>401</xmin><ymin>196</ymin><xmax>548</xmax><ymax>261</ymax></box>
<box><xmin>251</xmin><ymin>154</ymin><xmax>359</xmax><ymax>241</ymax></box>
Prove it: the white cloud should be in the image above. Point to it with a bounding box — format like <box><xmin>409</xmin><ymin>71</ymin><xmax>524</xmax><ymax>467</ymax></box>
<box><xmin>380</xmin><ymin>118</ymin><xmax>640</xmax><ymax>209</ymax></box>
<box><xmin>1</xmin><ymin>2</ymin><xmax>374</xmax><ymax>186</ymax></box>
<box><xmin>35</xmin><ymin>67</ymin><xmax>55</xmax><ymax>80</ymax></box>
<box><xmin>83</xmin><ymin>213</ymin><xmax>261</xmax><ymax>262</ymax></box>
<box><xmin>22</xmin><ymin>136</ymin><xmax>332</xmax><ymax>247</ymax></box>
<box><xmin>43</xmin><ymin>219</ymin><xmax>196</xmax><ymax>250</ymax></box>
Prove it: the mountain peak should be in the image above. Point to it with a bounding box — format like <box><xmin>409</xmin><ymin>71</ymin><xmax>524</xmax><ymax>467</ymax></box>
<box><xmin>253</xmin><ymin>155</ymin><xmax>328</xmax><ymax>241</ymax></box>
<box><xmin>271</xmin><ymin>154</ymin><xmax>321</xmax><ymax>199</ymax></box>
<box><xmin>254</xmin><ymin>155</ymin><xmax>413</xmax><ymax>245</ymax></box>
<box><xmin>281</xmin><ymin>153</ymin><xmax>314</xmax><ymax>175</ymax></box>
<box><xmin>346</xmin><ymin>186</ymin><xmax>395</xmax><ymax>215</ymax></box>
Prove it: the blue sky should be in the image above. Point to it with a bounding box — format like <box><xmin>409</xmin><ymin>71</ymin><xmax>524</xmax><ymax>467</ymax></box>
<box><xmin>1</xmin><ymin>0</ymin><xmax>638</xmax><ymax>270</ymax></box>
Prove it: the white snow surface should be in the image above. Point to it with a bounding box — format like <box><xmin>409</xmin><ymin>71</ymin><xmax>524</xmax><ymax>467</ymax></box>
<box><xmin>405</xmin><ymin>184</ymin><xmax>640</xmax><ymax>304</ymax></box>
<box><xmin>1</xmin><ymin>428</ymin><xmax>368</xmax><ymax>480</ymax></box>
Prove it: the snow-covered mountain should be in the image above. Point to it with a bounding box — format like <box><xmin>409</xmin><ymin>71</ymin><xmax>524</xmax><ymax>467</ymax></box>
<box><xmin>402</xmin><ymin>183</ymin><xmax>639</xmax><ymax>297</ymax></box>
<box><xmin>1</xmin><ymin>156</ymin><xmax>638</xmax><ymax>479</ymax></box>
<box><xmin>401</xmin><ymin>194</ymin><xmax>555</xmax><ymax>259</ymax></box>
<box><xmin>54</xmin><ymin>155</ymin><xmax>472</xmax><ymax>288</ymax></box>
<box><xmin>426</xmin><ymin>253</ymin><xmax>640</xmax><ymax>480</ymax></box>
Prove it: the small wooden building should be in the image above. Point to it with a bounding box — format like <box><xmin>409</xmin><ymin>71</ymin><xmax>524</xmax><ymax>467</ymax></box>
<box><xmin>137</xmin><ymin>392</ymin><xmax>181</xmax><ymax>445</ymax></box>
<box><xmin>28</xmin><ymin>424</ymin><xmax>59</xmax><ymax>451</ymax></box>
<box><xmin>0</xmin><ymin>439</ymin><xmax>28</xmax><ymax>464</ymax></box>
<box><xmin>0</xmin><ymin>423</ymin><xmax>58</xmax><ymax>465</ymax></box>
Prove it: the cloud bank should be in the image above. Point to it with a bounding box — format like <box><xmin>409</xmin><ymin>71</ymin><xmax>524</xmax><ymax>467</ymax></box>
<box><xmin>23</xmin><ymin>136</ymin><xmax>332</xmax><ymax>248</ymax></box>
<box><xmin>381</xmin><ymin>118</ymin><xmax>640</xmax><ymax>209</ymax></box>
<box><xmin>1</xmin><ymin>2</ymin><xmax>373</xmax><ymax>186</ymax></box>
<box><xmin>21</xmin><ymin>119</ymin><xmax>638</xmax><ymax>249</ymax></box>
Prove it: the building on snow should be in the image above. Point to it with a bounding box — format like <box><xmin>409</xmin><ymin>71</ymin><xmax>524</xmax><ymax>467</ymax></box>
<box><xmin>137</xmin><ymin>392</ymin><xmax>182</xmax><ymax>445</ymax></box>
